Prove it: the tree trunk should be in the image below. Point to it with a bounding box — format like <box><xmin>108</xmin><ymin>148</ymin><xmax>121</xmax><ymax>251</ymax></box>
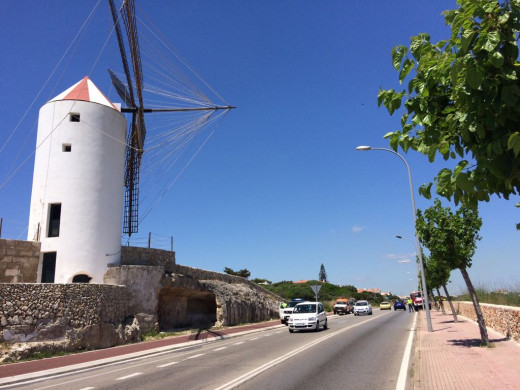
<box><xmin>459</xmin><ymin>266</ymin><xmax>489</xmax><ymax>346</ymax></box>
<box><xmin>442</xmin><ymin>283</ymin><xmax>457</xmax><ymax>323</ymax></box>
<box><xmin>430</xmin><ymin>292</ymin><xmax>436</xmax><ymax>311</ymax></box>
<box><xmin>436</xmin><ymin>287</ymin><xmax>446</xmax><ymax>314</ymax></box>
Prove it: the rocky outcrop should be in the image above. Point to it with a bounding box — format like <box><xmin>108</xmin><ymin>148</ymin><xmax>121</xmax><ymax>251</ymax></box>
<box><xmin>200</xmin><ymin>280</ymin><xmax>278</xmax><ymax>326</ymax></box>
<box><xmin>105</xmin><ymin>264</ymin><xmax>280</xmax><ymax>330</ymax></box>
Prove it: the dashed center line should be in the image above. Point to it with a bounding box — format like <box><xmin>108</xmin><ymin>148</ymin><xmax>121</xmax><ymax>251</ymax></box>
<box><xmin>214</xmin><ymin>347</ymin><xmax>227</xmax><ymax>351</ymax></box>
<box><xmin>157</xmin><ymin>361</ymin><xmax>179</xmax><ymax>368</ymax></box>
<box><xmin>233</xmin><ymin>341</ymin><xmax>245</xmax><ymax>345</ymax></box>
<box><xmin>186</xmin><ymin>353</ymin><xmax>205</xmax><ymax>359</ymax></box>
<box><xmin>115</xmin><ymin>373</ymin><xmax>142</xmax><ymax>380</ymax></box>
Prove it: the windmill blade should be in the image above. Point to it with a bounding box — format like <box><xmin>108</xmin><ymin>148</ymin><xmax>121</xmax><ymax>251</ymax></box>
<box><xmin>121</xmin><ymin>0</ymin><xmax>146</xmax><ymax>151</ymax></box>
<box><xmin>108</xmin><ymin>0</ymin><xmax>135</xmax><ymax>107</ymax></box>
<box><xmin>108</xmin><ymin>69</ymin><xmax>134</xmax><ymax>108</ymax></box>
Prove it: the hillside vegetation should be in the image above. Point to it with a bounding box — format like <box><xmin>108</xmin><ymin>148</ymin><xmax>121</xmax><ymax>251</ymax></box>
<box><xmin>262</xmin><ymin>280</ymin><xmax>399</xmax><ymax>308</ymax></box>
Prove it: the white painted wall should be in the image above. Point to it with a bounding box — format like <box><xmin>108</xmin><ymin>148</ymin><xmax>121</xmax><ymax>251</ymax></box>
<box><xmin>27</xmin><ymin>100</ymin><xmax>126</xmax><ymax>283</ymax></box>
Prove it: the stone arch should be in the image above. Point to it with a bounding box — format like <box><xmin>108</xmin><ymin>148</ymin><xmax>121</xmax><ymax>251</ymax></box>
<box><xmin>158</xmin><ymin>287</ymin><xmax>216</xmax><ymax>330</ymax></box>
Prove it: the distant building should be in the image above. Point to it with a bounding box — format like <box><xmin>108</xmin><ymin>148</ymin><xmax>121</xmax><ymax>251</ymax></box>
<box><xmin>357</xmin><ymin>288</ymin><xmax>381</xmax><ymax>294</ymax></box>
<box><xmin>293</xmin><ymin>280</ymin><xmax>308</xmax><ymax>284</ymax></box>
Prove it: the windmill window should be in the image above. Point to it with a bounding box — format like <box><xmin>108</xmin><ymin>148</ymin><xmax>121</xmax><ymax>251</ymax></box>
<box><xmin>41</xmin><ymin>252</ymin><xmax>56</xmax><ymax>283</ymax></box>
<box><xmin>48</xmin><ymin>203</ymin><xmax>61</xmax><ymax>237</ymax></box>
<box><xmin>62</xmin><ymin>144</ymin><xmax>71</xmax><ymax>152</ymax></box>
<box><xmin>69</xmin><ymin>113</ymin><xmax>80</xmax><ymax>122</ymax></box>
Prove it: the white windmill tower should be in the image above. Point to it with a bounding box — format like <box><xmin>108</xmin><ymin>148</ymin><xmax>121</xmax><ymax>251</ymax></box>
<box><xmin>26</xmin><ymin>0</ymin><xmax>233</xmax><ymax>284</ymax></box>
<box><xmin>27</xmin><ymin>76</ymin><xmax>127</xmax><ymax>283</ymax></box>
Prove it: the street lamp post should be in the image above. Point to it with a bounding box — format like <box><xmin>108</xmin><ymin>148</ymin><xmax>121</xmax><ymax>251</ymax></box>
<box><xmin>356</xmin><ymin>145</ymin><xmax>433</xmax><ymax>332</ymax></box>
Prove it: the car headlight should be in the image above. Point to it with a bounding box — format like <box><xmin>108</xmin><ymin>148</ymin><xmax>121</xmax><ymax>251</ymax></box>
<box><xmin>308</xmin><ymin>316</ymin><xmax>316</xmax><ymax>321</ymax></box>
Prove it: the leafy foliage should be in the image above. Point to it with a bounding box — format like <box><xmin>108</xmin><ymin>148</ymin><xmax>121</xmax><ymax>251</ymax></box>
<box><xmin>251</xmin><ymin>278</ymin><xmax>272</xmax><ymax>284</ymax></box>
<box><xmin>262</xmin><ymin>281</ymin><xmax>397</xmax><ymax>304</ymax></box>
<box><xmin>378</xmin><ymin>0</ymin><xmax>520</xmax><ymax>227</ymax></box>
<box><xmin>416</xmin><ymin>199</ymin><xmax>482</xmax><ymax>270</ymax></box>
<box><xmin>416</xmin><ymin>199</ymin><xmax>489</xmax><ymax>345</ymax></box>
<box><xmin>223</xmin><ymin>267</ymin><xmax>251</xmax><ymax>279</ymax></box>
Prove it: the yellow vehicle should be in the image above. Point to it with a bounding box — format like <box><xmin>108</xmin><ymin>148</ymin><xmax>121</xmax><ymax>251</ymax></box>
<box><xmin>379</xmin><ymin>301</ymin><xmax>391</xmax><ymax>310</ymax></box>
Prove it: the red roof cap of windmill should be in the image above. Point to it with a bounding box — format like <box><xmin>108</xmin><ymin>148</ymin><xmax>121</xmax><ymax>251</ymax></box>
<box><xmin>50</xmin><ymin>76</ymin><xmax>120</xmax><ymax>111</ymax></box>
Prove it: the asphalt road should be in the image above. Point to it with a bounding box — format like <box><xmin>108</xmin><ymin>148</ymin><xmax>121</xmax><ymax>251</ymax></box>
<box><xmin>4</xmin><ymin>310</ymin><xmax>415</xmax><ymax>390</ymax></box>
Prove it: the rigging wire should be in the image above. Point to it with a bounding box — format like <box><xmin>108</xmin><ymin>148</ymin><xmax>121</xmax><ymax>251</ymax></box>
<box><xmin>0</xmin><ymin>0</ymin><xmax>104</xmax><ymax>189</ymax></box>
<box><xmin>0</xmin><ymin>0</ymin><xmax>103</xmax><ymax>159</ymax></box>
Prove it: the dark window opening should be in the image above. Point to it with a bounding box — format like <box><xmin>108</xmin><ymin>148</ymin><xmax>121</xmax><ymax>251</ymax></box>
<box><xmin>41</xmin><ymin>252</ymin><xmax>56</xmax><ymax>283</ymax></box>
<box><xmin>69</xmin><ymin>113</ymin><xmax>80</xmax><ymax>122</ymax></box>
<box><xmin>62</xmin><ymin>144</ymin><xmax>72</xmax><ymax>152</ymax></box>
<box><xmin>48</xmin><ymin>203</ymin><xmax>61</xmax><ymax>237</ymax></box>
<box><xmin>72</xmin><ymin>274</ymin><xmax>92</xmax><ymax>283</ymax></box>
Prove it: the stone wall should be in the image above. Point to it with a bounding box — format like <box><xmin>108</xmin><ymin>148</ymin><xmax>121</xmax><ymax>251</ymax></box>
<box><xmin>0</xmin><ymin>283</ymin><xmax>139</xmax><ymax>355</ymax></box>
<box><xmin>455</xmin><ymin>301</ymin><xmax>520</xmax><ymax>342</ymax></box>
<box><xmin>121</xmin><ymin>246</ymin><xmax>175</xmax><ymax>272</ymax></box>
<box><xmin>0</xmin><ymin>239</ymin><xmax>40</xmax><ymax>283</ymax></box>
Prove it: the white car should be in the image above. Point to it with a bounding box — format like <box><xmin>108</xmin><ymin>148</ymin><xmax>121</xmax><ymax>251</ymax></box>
<box><xmin>353</xmin><ymin>300</ymin><xmax>373</xmax><ymax>316</ymax></box>
<box><xmin>288</xmin><ymin>301</ymin><xmax>328</xmax><ymax>333</ymax></box>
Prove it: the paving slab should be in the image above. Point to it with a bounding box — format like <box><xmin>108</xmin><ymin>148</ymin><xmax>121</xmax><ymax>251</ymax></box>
<box><xmin>412</xmin><ymin>308</ymin><xmax>520</xmax><ymax>390</ymax></box>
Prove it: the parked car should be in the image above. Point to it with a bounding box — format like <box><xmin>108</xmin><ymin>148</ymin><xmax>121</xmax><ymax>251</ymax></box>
<box><xmin>288</xmin><ymin>301</ymin><xmax>328</xmax><ymax>333</ymax></box>
<box><xmin>353</xmin><ymin>300</ymin><xmax>373</xmax><ymax>316</ymax></box>
<box><xmin>379</xmin><ymin>301</ymin><xmax>391</xmax><ymax>310</ymax></box>
<box><xmin>393</xmin><ymin>300</ymin><xmax>406</xmax><ymax>311</ymax></box>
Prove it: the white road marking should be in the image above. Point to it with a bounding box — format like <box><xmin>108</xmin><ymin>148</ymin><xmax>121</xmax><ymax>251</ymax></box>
<box><xmin>214</xmin><ymin>315</ymin><xmax>382</xmax><ymax>390</ymax></box>
<box><xmin>232</xmin><ymin>341</ymin><xmax>244</xmax><ymax>345</ymax></box>
<box><xmin>115</xmin><ymin>372</ymin><xmax>142</xmax><ymax>380</ymax></box>
<box><xmin>157</xmin><ymin>361</ymin><xmax>179</xmax><ymax>368</ymax></box>
<box><xmin>396</xmin><ymin>312</ymin><xmax>417</xmax><ymax>390</ymax></box>
<box><xmin>186</xmin><ymin>353</ymin><xmax>205</xmax><ymax>359</ymax></box>
<box><xmin>249</xmin><ymin>337</ymin><xmax>259</xmax><ymax>340</ymax></box>
<box><xmin>79</xmin><ymin>388</ymin><xmax>96</xmax><ymax>390</ymax></box>
<box><xmin>213</xmin><ymin>347</ymin><xmax>227</xmax><ymax>351</ymax></box>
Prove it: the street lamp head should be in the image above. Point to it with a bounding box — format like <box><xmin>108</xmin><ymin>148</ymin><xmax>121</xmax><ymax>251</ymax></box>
<box><xmin>356</xmin><ymin>145</ymin><xmax>372</xmax><ymax>151</ymax></box>
<box><xmin>396</xmin><ymin>235</ymin><xmax>403</xmax><ymax>239</ymax></box>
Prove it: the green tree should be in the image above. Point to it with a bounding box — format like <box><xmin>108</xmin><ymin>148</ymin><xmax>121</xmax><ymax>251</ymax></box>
<box><xmin>416</xmin><ymin>199</ymin><xmax>489</xmax><ymax>345</ymax></box>
<box><xmin>423</xmin><ymin>252</ymin><xmax>458</xmax><ymax>321</ymax></box>
<box><xmin>378</xmin><ymin>0</ymin><xmax>520</xmax><ymax>228</ymax></box>
<box><xmin>223</xmin><ymin>267</ymin><xmax>251</xmax><ymax>279</ymax></box>
<box><xmin>319</xmin><ymin>263</ymin><xmax>328</xmax><ymax>283</ymax></box>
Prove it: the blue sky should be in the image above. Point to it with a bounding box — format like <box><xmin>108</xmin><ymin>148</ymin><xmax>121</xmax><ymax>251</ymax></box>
<box><xmin>1</xmin><ymin>1</ymin><xmax>518</xmax><ymax>297</ymax></box>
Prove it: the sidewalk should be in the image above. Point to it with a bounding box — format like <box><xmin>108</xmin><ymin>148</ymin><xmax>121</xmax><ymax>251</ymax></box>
<box><xmin>412</xmin><ymin>309</ymin><xmax>520</xmax><ymax>389</ymax></box>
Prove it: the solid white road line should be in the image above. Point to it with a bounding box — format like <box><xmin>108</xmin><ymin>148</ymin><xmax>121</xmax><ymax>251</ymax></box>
<box><xmin>396</xmin><ymin>312</ymin><xmax>417</xmax><ymax>390</ymax></box>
